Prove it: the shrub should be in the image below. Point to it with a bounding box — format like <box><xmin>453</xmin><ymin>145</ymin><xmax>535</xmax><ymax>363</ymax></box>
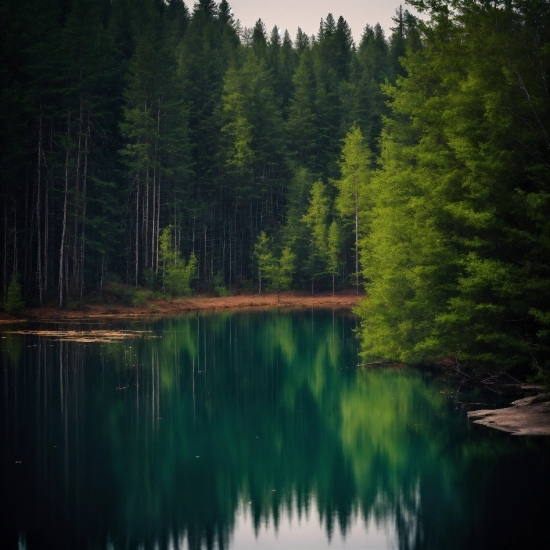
<box><xmin>213</xmin><ymin>274</ymin><xmax>231</xmax><ymax>297</ymax></box>
<box><xmin>131</xmin><ymin>290</ymin><xmax>147</xmax><ymax>307</ymax></box>
<box><xmin>4</xmin><ymin>274</ymin><xmax>24</xmax><ymax>315</ymax></box>
<box><xmin>160</xmin><ymin>226</ymin><xmax>197</xmax><ymax>297</ymax></box>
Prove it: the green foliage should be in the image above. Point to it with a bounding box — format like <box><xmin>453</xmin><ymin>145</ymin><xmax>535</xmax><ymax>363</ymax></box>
<box><xmin>131</xmin><ymin>290</ymin><xmax>148</xmax><ymax>307</ymax></box>
<box><xmin>4</xmin><ymin>274</ymin><xmax>24</xmax><ymax>315</ymax></box>
<box><xmin>254</xmin><ymin>231</ymin><xmax>272</xmax><ymax>295</ymax></box>
<box><xmin>159</xmin><ymin>226</ymin><xmax>197</xmax><ymax>297</ymax></box>
<box><xmin>335</xmin><ymin>125</ymin><xmax>371</xmax><ymax>220</ymax></box>
<box><xmin>358</xmin><ymin>2</ymin><xmax>550</xmax><ymax>377</ymax></box>
<box><xmin>254</xmin><ymin>232</ymin><xmax>296</xmax><ymax>299</ymax></box>
<box><xmin>213</xmin><ymin>274</ymin><xmax>231</xmax><ymax>297</ymax></box>
<box><xmin>301</xmin><ymin>180</ymin><xmax>330</xmax><ymax>289</ymax></box>
<box><xmin>335</xmin><ymin>125</ymin><xmax>372</xmax><ymax>292</ymax></box>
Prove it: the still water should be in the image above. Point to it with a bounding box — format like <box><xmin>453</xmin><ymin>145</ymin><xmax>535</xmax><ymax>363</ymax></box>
<box><xmin>1</xmin><ymin>309</ymin><xmax>549</xmax><ymax>550</ymax></box>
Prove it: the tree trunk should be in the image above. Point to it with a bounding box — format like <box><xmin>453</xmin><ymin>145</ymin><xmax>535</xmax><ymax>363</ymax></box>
<box><xmin>37</xmin><ymin>110</ymin><xmax>43</xmax><ymax>305</ymax></box>
<box><xmin>79</xmin><ymin>120</ymin><xmax>89</xmax><ymax>300</ymax></box>
<box><xmin>151</xmin><ymin>167</ymin><xmax>156</xmax><ymax>272</ymax></box>
<box><xmin>73</xmin><ymin>95</ymin><xmax>83</xmax><ymax>292</ymax></box>
<box><xmin>355</xmin><ymin>192</ymin><xmax>359</xmax><ymax>295</ymax></box>
<box><xmin>155</xmin><ymin>181</ymin><xmax>160</xmax><ymax>275</ymax></box>
<box><xmin>135</xmin><ymin>172</ymin><xmax>140</xmax><ymax>287</ymax></box>
<box><xmin>44</xmin><ymin>174</ymin><xmax>49</xmax><ymax>292</ymax></box>
<box><xmin>58</xmin><ymin>110</ymin><xmax>70</xmax><ymax>308</ymax></box>
<box><xmin>3</xmin><ymin>204</ymin><xmax>7</xmax><ymax>298</ymax></box>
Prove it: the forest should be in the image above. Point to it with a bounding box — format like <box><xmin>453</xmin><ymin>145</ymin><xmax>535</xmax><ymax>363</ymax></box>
<box><xmin>0</xmin><ymin>0</ymin><xmax>549</xmax><ymax>378</ymax></box>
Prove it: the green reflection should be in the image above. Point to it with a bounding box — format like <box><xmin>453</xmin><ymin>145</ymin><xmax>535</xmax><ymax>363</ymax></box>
<box><xmin>0</xmin><ymin>311</ymin><xmax>549</xmax><ymax>550</ymax></box>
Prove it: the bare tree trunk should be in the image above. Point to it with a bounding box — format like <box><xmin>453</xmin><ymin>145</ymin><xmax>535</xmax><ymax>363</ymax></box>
<box><xmin>24</xmin><ymin>176</ymin><xmax>29</xmax><ymax>285</ymax></box>
<box><xmin>210</xmin><ymin>208</ymin><xmax>214</xmax><ymax>282</ymax></box>
<box><xmin>44</xmin><ymin>174</ymin><xmax>49</xmax><ymax>292</ymax></box>
<box><xmin>79</xmin><ymin>121</ymin><xmax>89</xmax><ymax>300</ymax></box>
<box><xmin>204</xmin><ymin>225</ymin><xmax>207</xmax><ymax>287</ymax></box>
<box><xmin>135</xmin><ymin>174</ymin><xmax>140</xmax><ymax>287</ymax></box>
<box><xmin>144</xmin><ymin>99</ymin><xmax>149</xmax><ymax>270</ymax></box>
<box><xmin>355</xmin><ymin>192</ymin><xmax>359</xmax><ymax>295</ymax></box>
<box><xmin>3</xmin><ymin>204</ymin><xmax>7</xmax><ymax>297</ymax></box>
<box><xmin>145</xmin><ymin>166</ymin><xmax>149</xmax><ymax>269</ymax></box>
<box><xmin>13</xmin><ymin>207</ymin><xmax>18</xmax><ymax>276</ymax></box>
<box><xmin>155</xmin><ymin>179</ymin><xmax>160</xmax><ymax>275</ymax></box>
<box><xmin>58</xmin><ymin>110</ymin><xmax>71</xmax><ymax>308</ymax></box>
<box><xmin>151</xmin><ymin>168</ymin><xmax>156</xmax><ymax>271</ymax></box>
<box><xmin>73</xmin><ymin>95</ymin><xmax>83</xmax><ymax>292</ymax></box>
<box><xmin>37</xmin><ymin>110</ymin><xmax>43</xmax><ymax>305</ymax></box>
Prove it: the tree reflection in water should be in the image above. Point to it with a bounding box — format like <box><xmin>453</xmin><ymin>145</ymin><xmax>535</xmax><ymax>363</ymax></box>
<box><xmin>1</xmin><ymin>310</ymin><xmax>549</xmax><ymax>550</ymax></box>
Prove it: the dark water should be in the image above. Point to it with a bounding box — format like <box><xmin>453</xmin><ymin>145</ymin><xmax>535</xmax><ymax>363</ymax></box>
<box><xmin>1</xmin><ymin>309</ymin><xmax>549</xmax><ymax>550</ymax></box>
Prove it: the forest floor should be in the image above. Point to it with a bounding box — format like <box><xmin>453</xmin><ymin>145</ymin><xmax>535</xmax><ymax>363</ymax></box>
<box><xmin>0</xmin><ymin>289</ymin><xmax>362</xmax><ymax>323</ymax></box>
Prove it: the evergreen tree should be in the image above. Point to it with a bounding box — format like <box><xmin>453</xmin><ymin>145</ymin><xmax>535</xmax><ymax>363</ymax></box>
<box><xmin>359</xmin><ymin>0</ymin><xmax>550</xmax><ymax>377</ymax></box>
<box><xmin>4</xmin><ymin>273</ymin><xmax>24</xmax><ymax>315</ymax></box>
<box><xmin>254</xmin><ymin>232</ymin><xmax>295</xmax><ymax>300</ymax></box>
<box><xmin>301</xmin><ymin>180</ymin><xmax>330</xmax><ymax>292</ymax></box>
<box><xmin>335</xmin><ymin>125</ymin><xmax>372</xmax><ymax>294</ymax></box>
<box><xmin>287</xmin><ymin>50</ymin><xmax>317</xmax><ymax>167</ymax></box>
<box><xmin>159</xmin><ymin>225</ymin><xmax>197</xmax><ymax>297</ymax></box>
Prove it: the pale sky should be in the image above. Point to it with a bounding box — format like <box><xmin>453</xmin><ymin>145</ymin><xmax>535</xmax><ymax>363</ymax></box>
<box><xmin>227</xmin><ymin>0</ymin><xmax>419</xmax><ymax>43</ymax></box>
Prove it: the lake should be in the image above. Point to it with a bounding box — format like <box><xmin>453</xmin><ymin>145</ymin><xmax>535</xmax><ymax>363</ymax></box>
<box><xmin>1</xmin><ymin>309</ymin><xmax>549</xmax><ymax>550</ymax></box>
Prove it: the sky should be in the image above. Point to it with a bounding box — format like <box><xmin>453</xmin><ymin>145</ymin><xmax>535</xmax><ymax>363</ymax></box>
<box><xmin>226</xmin><ymin>0</ymin><xmax>420</xmax><ymax>43</ymax></box>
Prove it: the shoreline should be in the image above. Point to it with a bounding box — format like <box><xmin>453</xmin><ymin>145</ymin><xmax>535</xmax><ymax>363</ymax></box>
<box><xmin>0</xmin><ymin>290</ymin><xmax>362</xmax><ymax>323</ymax></box>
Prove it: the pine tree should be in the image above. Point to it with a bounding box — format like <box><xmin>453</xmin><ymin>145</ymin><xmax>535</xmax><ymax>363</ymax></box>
<box><xmin>159</xmin><ymin>226</ymin><xmax>197</xmax><ymax>297</ymax></box>
<box><xmin>287</xmin><ymin>50</ymin><xmax>317</xmax><ymax>167</ymax></box>
<box><xmin>4</xmin><ymin>273</ymin><xmax>24</xmax><ymax>315</ymax></box>
<box><xmin>335</xmin><ymin>125</ymin><xmax>371</xmax><ymax>294</ymax></box>
<box><xmin>359</xmin><ymin>0</ymin><xmax>550</xmax><ymax>376</ymax></box>
<box><xmin>301</xmin><ymin>180</ymin><xmax>330</xmax><ymax>292</ymax></box>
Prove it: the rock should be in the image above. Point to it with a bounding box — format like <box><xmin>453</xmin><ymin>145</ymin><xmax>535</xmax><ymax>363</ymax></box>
<box><xmin>468</xmin><ymin>394</ymin><xmax>550</xmax><ymax>436</ymax></box>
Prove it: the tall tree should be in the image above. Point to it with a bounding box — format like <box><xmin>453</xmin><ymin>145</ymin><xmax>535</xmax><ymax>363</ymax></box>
<box><xmin>335</xmin><ymin>125</ymin><xmax>371</xmax><ymax>294</ymax></box>
<box><xmin>301</xmin><ymin>180</ymin><xmax>330</xmax><ymax>293</ymax></box>
<box><xmin>359</xmin><ymin>0</ymin><xmax>550</xmax><ymax>377</ymax></box>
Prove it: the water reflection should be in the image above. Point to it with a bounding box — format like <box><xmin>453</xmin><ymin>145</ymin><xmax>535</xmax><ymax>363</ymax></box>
<box><xmin>0</xmin><ymin>310</ymin><xmax>549</xmax><ymax>550</ymax></box>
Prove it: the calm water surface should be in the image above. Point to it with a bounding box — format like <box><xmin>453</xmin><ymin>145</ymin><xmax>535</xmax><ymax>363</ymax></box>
<box><xmin>1</xmin><ymin>309</ymin><xmax>549</xmax><ymax>550</ymax></box>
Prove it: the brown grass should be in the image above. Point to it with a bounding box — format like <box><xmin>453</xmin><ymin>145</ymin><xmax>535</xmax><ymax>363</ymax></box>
<box><xmin>0</xmin><ymin>289</ymin><xmax>362</xmax><ymax>323</ymax></box>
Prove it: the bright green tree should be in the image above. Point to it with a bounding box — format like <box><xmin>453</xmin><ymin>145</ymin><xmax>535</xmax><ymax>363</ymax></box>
<box><xmin>359</xmin><ymin>0</ymin><xmax>550</xmax><ymax>378</ymax></box>
<box><xmin>159</xmin><ymin>226</ymin><xmax>197</xmax><ymax>298</ymax></box>
<box><xmin>254</xmin><ymin>231</ymin><xmax>271</xmax><ymax>294</ymax></box>
<box><xmin>335</xmin><ymin>125</ymin><xmax>372</xmax><ymax>294</ymax></box>
<box><xmin>254</xmin><ymin>232</ymin><xmax>295</xmax><ymax>300</ymax></box>
<box><xmin>301</xmin><ymin>180</ymin><xmax>330</xmax><ymax>293</ymax></box>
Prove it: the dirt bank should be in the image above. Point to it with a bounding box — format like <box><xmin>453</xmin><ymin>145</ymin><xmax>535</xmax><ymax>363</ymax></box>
<box><xmin>468</xmin><ymin>394</ymin><xmax>550</xmax><ymax>436</ymax></box>
<box><xmin>0</xmin><ymin>290</ymin><xmax>362</xmax><ymax>323</ymax></box>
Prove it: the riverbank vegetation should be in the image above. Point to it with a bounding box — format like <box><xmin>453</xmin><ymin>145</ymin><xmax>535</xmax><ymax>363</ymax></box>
<box><xmin>0</xmin><ymin>0</ymin><xmax>549</xmax><ymax>379</ymax></box>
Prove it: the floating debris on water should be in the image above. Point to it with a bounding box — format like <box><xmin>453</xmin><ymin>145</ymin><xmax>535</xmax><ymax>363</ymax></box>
<box><xmin>7</xmin><ymin>329</ymin><xmax>160</xmax><ymax>343</ymax></box>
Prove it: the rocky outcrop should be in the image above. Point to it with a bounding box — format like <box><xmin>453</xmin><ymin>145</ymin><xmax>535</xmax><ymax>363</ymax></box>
<box><xmin>468</xmin><ymin>394</ymin><xmax>550</xmax><ymax>436</ymax></box>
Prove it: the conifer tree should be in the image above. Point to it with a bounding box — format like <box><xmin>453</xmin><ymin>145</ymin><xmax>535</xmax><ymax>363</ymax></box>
<box><xmin>335</xmin><ymin>126</ymin><xmax>371</xmax><ymax>294</ymax></box>
<box><xmin>287</xmin><ymin>50</ymin><xmax>317</xmax><ymax>166</ymax></box>
<box><xmin>359</xmin><ymin>0</ymin><xmax>550</xmax><ymax>376</ymax></box>
<box><xmin>301</xmin><ymin>180</ymin><xmax>330</xmax><ymax>293</ymax></box>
